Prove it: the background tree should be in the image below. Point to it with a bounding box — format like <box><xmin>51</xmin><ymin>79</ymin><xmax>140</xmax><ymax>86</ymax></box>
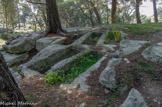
<box><xmin>111</xmin><ymin>0</ymin><xmax>117</xmax><ymax>24</ymax></box>
<box><xmin>135</xmin><ymin>0</ymin><xmax>142</xmax><ymax>23</ymax></box>
<box><xmin>152</xmin><ymin>0</ymin><xmax>158</xmax><ymax>22</ymax></box>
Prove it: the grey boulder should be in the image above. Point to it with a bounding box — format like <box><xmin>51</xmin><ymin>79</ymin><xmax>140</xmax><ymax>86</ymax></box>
<box><xmin>36</xmin><ymin>37</ymin><xmax>66</xmax><ymax>51</ymax></box>
<box><xmin>3</xmin><ymin>33</ymin><xmax>41</xmax><ymax>54</ymax></box>
<box><xmin>2</xmin><ymin>52</ymin><xmax>29</xmax><ymax>67</ymax></box>
<box><xmin>142</xmin><ymin>42</ymin><xmax>162</xmax><ymax>63</ymax></box>
<box><xmin>99</xmin><ymin>58</ymin><xmax>122</xmax><ymax>90</ymax></box>
<box><xmin>120</xmin><ymin>88</ymin><xmax>148</xmax><ymax>107</ymax></box>
<box><xmin>120</xmin><ymin>40</ymin><xmax>149</xmax><ymax>56</ymax></box>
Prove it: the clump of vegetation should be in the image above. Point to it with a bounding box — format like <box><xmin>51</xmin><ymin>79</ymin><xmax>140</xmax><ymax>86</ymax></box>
<box><xmin>105</xmin><ymin>26</ymin><xmax>122</xmax><ymax>43</ymax></box>
<box><xmin>106</xmin><ymin>98</ymin><xmax>114</xmax><ymax>107</ymax></box>
<box><xmin>120</xmin><ymin>73</ymin><xmax>135</xmax><ymax>88</ymax></box>
<box><xmin>45</xmin><ymin>53</ymin><xmax>101</xmax><ymax>84</ymax></box>
<box><xmin>137</xmin><ymin>60</ymin><xmax>156</xmax><ymax>78</ymax></box>
<box><xmin>144</xmin><ymin>43</ymin><xmax>151</xmax><ymax>47</ymax></box>
<box><xmin>25</xmin><ymin>93</ymin><xmax>36</xmax><ymax>101</ymax></box>
<box><xmin>45</xmin><ymin>70</ymin><xmax>65</xmax><ymax>84</ymax></box>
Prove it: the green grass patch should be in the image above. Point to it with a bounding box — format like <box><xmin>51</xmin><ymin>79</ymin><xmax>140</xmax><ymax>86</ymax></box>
<box><xmin>124</xmin><ymin>23</ymin><xmax>162</xmax><ymax>35</ymax></box>
<box><xmin>25</xmin><ymin>93</ymin><xmax>36</xmax><ymax>101</ymax></box>
<box><xmin>45</xmin><ymin>52</ymin><xmax>101</xmax><ymax>84</ymax></box>
<box><xmin>137</xmin><ymin>60</ymin><xmax>156</xmax><ymax>78</ymax></box>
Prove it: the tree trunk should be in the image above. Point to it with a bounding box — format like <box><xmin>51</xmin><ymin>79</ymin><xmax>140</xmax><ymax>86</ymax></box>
<box><xmin>106</xmin><ymin>1</ymin><xmax>109</xmax><ymax>24</ymax></box>
<box><xmin>87</xmin><ymin>0</ymin><xmax>101</xmax><ymax>25</ymax></box>
<box><xmin>16</xmin><ymin>1</ymin><xmax>21</xmax><ymax>29</ymax></box>
<box><xmin>41</xmin><ymin>8</ymin><xmax>47</xmax><ymax>27</ymax></box>
<box><xmin>45</xmin><ymin>0</ymin><xmax>63</xmax><ymax>34</ymax></box>
<box><xmin>0</xmin><ymin>53</ymin><xmax>28</xmax><ymax>106</ymax></box>
<box><xmin>153</xmin><ymin>0</ymin><xmax>158</xmax><ymax>23</ymax></box>
<box><xmin>4</xmin><ymin>7</ymin><xmax>8</xmax><ymax>36</ymax></box>
<box><xmin>111</xmin><ymin>0</ymin><xmax>117</xmax><ymax>24</ymax></box>
<box><xmin>89</xmin><ymin>10</ymin><xmax>95</xmax><ymax>27</ymax></box>
<box><xmin>135</xmin><ymin>0</ymin><xmax>141</xmax><ymax>24</ymax></box>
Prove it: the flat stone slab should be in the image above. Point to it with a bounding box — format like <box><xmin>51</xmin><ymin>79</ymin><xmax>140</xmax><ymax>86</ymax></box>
<box><xmin>99</xmin><ymin>58</ymin><xmax>122</xmax><ymax>90</ymax></box>
<box><xmin>73</xmin><ymin>32</ymin><xmax>96</xmax><ymax>45</ymax></box>
<box><xmin>20</xmin><ymin>45</ymin><xmax>81</xmax><ymax>74</ymax></box>
<box><xmin>3</xmin><ymin>33</ymin><xmax>41</xmax><ymax>54</ymax></box>
<box><xmin>36</xmin><ymin>37</ymin><xmax>57</xmax><ymax>51</ymax></box>
<box><xmin>9</xmin><ymin>68</ymin><xmax>22</xmax><ymax>88</ymax></box>
<box><xmin>71</xmin><ymin>54</ymin><xmax>108</xmax><ymax>91</ymax></box>
<box><xmin>142</xmin><ymin>42</ymin><xmax>162</xmax><ymax>63</ymax></box>
<box><xmin>120</xmin><ymin>40</ymin><xmax>149</xmax><ymax>56</ymax></box>
<box><xmin>120</xmin><ymin>88</ymin><xmax>148</xmax><ymax>107</ymax></box>
<box><xmin>46</xmin><ymin>51</ymin><xmax>85</xmax><ymax>74</ymax></box>
<box><xmin>2</xmin><ymin>52</ymin><xmax>29</xmax><ymax>67</ymax></box>
<box><xmin>21</xmin><ymin>68</ymin><xmax>42</xmax><ymax>79</ymax></box>
<box><xmin>36</xmin><ymin>37</ymin><xmax>66</xmax><ymax>51</ymax></box>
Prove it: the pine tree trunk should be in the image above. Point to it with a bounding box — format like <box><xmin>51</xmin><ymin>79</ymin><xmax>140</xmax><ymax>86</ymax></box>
<box><xmin>0</xmin><ymin>53</ymin><xmax>28</xmax><ymax>106</ymax></box>
<box><xmin>135</xmin><ymin>0</ymin><xmax>141</xmax><ymax>24</ymax></box>
<box><xmin>153</xmin><ymin>0</ymin><xmax>158</xmax><ymax>23</ymax></box>
<box><xmin>111</xmin><ymin>0</ymin><xmax>117</xmax><ymax>24</ymax></box>
<box><xmin>45</xmin><ymin>0</ymin><xmax>63</xmax><ymax>34</ymax></box>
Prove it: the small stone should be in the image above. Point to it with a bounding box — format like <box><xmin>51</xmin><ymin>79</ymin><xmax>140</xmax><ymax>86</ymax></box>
<box><xmin>124</xmin><ymin>58</ymin><xmax>130</xmax><ymax>64</ymax></box>
<box><xmin>104</xmin><ymin>89</ymin><xmax>110</xmax><ymax>94</ymax></box>
<box><xmin>79</xmin><ymin>103</ymin><xmax>86</xmax><ymax>107</ymax></box>
<box><xmin>154</xmin><ymin>99</ymin><xmax>157</xmax><ymax>102</ymax></box>
<box><xmin>67</xmin><ymin>90</ymin><xmax>72</xmax><ymax>94</ymax></box>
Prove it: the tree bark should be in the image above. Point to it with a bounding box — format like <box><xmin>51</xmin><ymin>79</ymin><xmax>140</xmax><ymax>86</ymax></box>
<box><xmin>45</xmin><ymin>0</ymin><xmax>63</xmax><ymax>34</ymax></box>
<box><xmin>4</xmin><ymin>6</ymin><xmax>8</xmax><ymax>36</ymax></box>
<box><xmin>153</xmin><ymin>0</ymin><xmax>158</xmax><ymax>23</ymax></box>
<box><xmin>111</xmin><ymin>0</ymin><xmax>117</xmax><ymax>24</ymax></box>
<box><xmin>86</xmin><ymin>0</ymin><xmax>102</xmax><ymax>25</ymax></box>
<box><xmin>135</xmin><ymin>0</ymin><xmax>141</xmax><ymax>24</ymax></box>
<box><xmin>0</xmin><ymin>53</ymin><xmax>28</xmax><ymax>106</ymax></box>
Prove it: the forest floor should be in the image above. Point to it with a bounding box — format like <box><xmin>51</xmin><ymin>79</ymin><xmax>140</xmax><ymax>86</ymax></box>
<box><xmin>20</xmin><ymin>23</ymin><xmax>162</xmax><ymax>107</ymax></box>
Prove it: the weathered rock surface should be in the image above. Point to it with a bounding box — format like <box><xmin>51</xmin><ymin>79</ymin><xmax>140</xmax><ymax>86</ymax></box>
<box><xmin>36</xmin><ymin>37</ymin><xmax>57</xmax><ymax>51</ymax></box>
<box><xmin>20</xmin><ymin>45</ymin><xmax>80</xmax><ymax>74</ymax></box>
<box><xmin>99</xmin><ymin>58</ymin><xmax>122</xmax><ymax>90</ymax></box>
<box><xmin>2</xmin><ymin>52</ymin><xmax>29</xmax><ymax>67</ymax></box>
<box><xmin>9</xmin><ymin>68</ymin><xmax>22</xmax><ymax>88</ymax></box>
<box><xmin>36</xmin><ymin>37</ymin><xmax>66</xmax><ymax>51</ymax></box>
<box><xmin>73</xmin><ymin>32</ymin><xmax>94</xmax><ymax>45</ymax></box>
<box><xmin>120</xmin><ymin>88</ymin><xmax>148</xmax><ymax>107</ymax></box>
<box><xmin>3</xmin><ymin>33</ymin><xmax>41</xmax><ymax>54</ymax></box>
<box><xmin>21</xmin><ymin>68</ymin><xmax>42</xmax><ymax>79</ymax></box>
<box><xmin>121</xmin><ymin>31</ymin><xmax>128</xmax><ymax>38</ymax></box>
<box><xmin>120</xmin><ymin>40</ymin><xmax>149</xmax><ymax>56</ymax></box>
<box><xmin>46</xmin><ymin>51</ymin><xmax>85</xmax><ymax>74</ymax></box>
<box><xmin>71</xmin><ymin>54</ymin><xmax>108</xmax><ymax>91</ymax></box>
<box><xmin>142</xmin><ymin>42</ymin><xmax>162</xmax><ymax>63</ymax></box>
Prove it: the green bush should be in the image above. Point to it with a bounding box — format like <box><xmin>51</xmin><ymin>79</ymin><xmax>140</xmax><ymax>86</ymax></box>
<box><xmin>45</xmin><ymin>70</ymin><xmax>65</xmax><ymax>84</ymax></box>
